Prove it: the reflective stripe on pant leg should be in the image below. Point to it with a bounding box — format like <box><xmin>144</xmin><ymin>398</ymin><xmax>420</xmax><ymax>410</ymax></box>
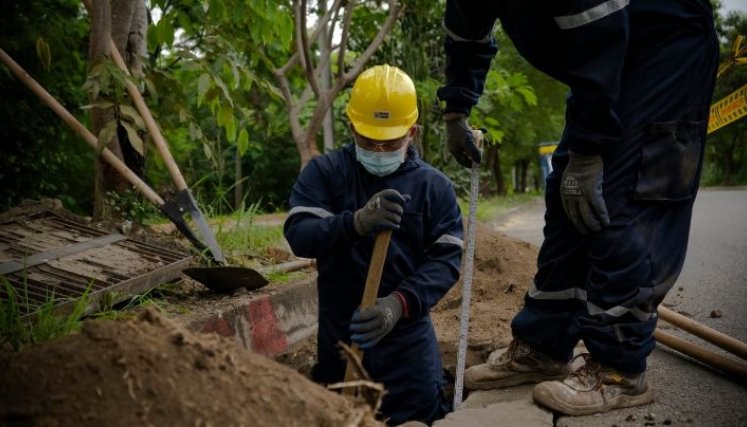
<box><xmin>512</xmin><ymin>144</ymin><xmax>586</xmax><ymax>362</ymax></box>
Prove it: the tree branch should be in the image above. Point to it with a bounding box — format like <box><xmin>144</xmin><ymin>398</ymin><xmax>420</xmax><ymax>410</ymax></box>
<box><xmin>343</xmin><ymin>0</ymin><xmax>405</xmax><ymax>82</ymax></box>
<box><xmin>337</xmin><ymin>0</ymin><xmax>355</xmax><ymax>76</ymax></box>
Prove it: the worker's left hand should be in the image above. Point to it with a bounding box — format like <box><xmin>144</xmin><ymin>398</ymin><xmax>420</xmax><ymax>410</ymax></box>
<box><xmin>350</xmin><ymin>294</ymin><xmax>403</xmax><ymax>349</ymax></box>
<box><xmin>560</xmin><ymin>151</ymin><xmax>609</xmax><ymax>235</ymax></box>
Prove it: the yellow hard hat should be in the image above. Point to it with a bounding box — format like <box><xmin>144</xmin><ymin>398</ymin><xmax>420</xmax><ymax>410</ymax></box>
<box><xmin>345</xmin><ymin>64</ymin><xmax>419</xmax><ymax>141</ymax></box>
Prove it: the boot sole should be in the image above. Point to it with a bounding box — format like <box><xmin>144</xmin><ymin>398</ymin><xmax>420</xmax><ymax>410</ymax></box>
<box><xmin>466</xmin><ymin>372</ymin><xmax>568</xmax><ymax>390</ymax></box>
<box><xmin>532</xmin><ymin>385</ymin><xmax>655</xmax><ymax>416</ymax></box>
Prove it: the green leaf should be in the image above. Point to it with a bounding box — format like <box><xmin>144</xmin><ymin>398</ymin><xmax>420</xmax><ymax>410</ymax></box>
<box><xmin>80</xmin><ymin>100</ymin><xmax>114</xmax><ymax>110</ymax></box>
<box><xmin>237</xmin><ymin>129</ymin><xmax>249</xmax><ymax>155</ymax></box>
<box><xmin>97</xmin><ymin>120</ymin><xmax>118</xmax><ymax>150</ymax></box>
<box><xmin>218</xmin><ymin>103</ymin><xmax>233</xmax><ymax>128</ymax></box>
<box><xmin>197</xmin><ymin>73</ymin><xmax>211</xmax><ymax>107</ymax></box>
<box><xmin>225</xmin><ymin>116</ymin><xmax>237</xmax><ymax>142</ymax></box>
<box><xmin>189</xmin><ymin>122</ymin><xmax>203</xmax><ymax>141</ymax></box>
<box><xmin>35</xmin><ymin>37</ymin><xmax>51</xmax><ymax>71</ymax></box>
<box><xmin>119</xmin><ymin>104</ymin><xmax>145</xmax><ymax>129</ymax></box>
<box><xmin>144</xmin><ymin>78</ymin><xmax>158</xmax><ymax>102</ymax></box>
<box><xmin>120</xmin><ymin>121</ymin><xmax>144</xmax><ymax>156</ymax></box>
<box><xmin>146</xmin><ymin>24</ymin><xmax>159</xmax><ymax>51</ymax></box>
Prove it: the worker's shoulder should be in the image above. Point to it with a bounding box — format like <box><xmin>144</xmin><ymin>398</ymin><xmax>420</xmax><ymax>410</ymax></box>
<box><xmin>412</xmin><ymin>158</ymin><xmax>455</xmax><ymax>187</ymax></box>
<box><xmin>304</xmin><ymin>146</ymin><xmax>355</xmax><ymax>173</ymax></box>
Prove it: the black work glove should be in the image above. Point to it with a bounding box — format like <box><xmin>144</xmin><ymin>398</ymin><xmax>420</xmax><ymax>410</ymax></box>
<box><xmin>560</xmin><ymin>151</ymin><xmax>610</xmax><ymax>235</ymax></box>
<box><xmin>444</xmin><ymin>113</ymin><xmax>482</xmax><ymax>168</ymax></box>
<box><xmin>353</xmin><ymin>189</ymin><xmax>406</xmax><ymax>236</ymax></box>
<box><xmin>350</xmin><ymin>294</ymin><xmax>404</xmax><ymax>349</ymax></box>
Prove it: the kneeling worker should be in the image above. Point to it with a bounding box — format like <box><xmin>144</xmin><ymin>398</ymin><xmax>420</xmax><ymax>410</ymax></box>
<box><xmin>284</xmin><ymin>65</ymin><xmax>464</xmax><ymax>425</ymax></box>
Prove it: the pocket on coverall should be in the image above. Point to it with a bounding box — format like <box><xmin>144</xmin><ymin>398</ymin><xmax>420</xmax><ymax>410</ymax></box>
<box><xmin>633</xmin><ymin>121</ymin><xmax>703</xmax><ymax>201</ymax></box>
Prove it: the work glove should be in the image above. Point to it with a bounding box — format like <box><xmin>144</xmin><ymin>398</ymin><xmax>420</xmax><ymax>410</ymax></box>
<box><xmin>444</xmin><ymin>113</ymin><xmax>482</xmax><ymax>168</ymax></box>
<box><xmin>353</xmin><ymin>189</ymin><xmax>406</xmax><ymax>236</ymax></box>
<box><xmin>560</xmin><ymin>151</ymin><xmax>610</xmax><ymax>235</ymax></box>
<box><xmin>350</xmin><ymin>294</ymin><xmax>404</xmax><ymax>349</ymax></box>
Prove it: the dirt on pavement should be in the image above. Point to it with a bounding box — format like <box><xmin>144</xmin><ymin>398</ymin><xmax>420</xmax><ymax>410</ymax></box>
<box><xmin>0</xmin><ymin>310</ymin><xmax>380</xmax><ymax>427</ymax></box>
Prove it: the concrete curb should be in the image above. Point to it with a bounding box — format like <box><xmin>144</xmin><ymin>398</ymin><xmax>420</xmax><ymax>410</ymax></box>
<box><xmin>187</xmin><ymin>278</ymin><xmax>318</xmax><ymax>358</ymax></box>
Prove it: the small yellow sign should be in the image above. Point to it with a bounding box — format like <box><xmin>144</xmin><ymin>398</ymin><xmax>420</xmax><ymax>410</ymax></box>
<box><xmin>708</xmin><ymin>83</ymin><xmax>747</xmax><ymax>134</ymax></box>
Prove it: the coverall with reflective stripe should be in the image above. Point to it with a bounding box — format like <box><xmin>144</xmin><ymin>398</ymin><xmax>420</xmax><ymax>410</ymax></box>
<box><xmin>438</xmin><ymin>0</ymin><xmax>718</xmax><ymax>373</ymax></box>
<box><xmin>284</xmin><ymin>144</ymin><xmax>464</xmax><ymax>424</ymax></box>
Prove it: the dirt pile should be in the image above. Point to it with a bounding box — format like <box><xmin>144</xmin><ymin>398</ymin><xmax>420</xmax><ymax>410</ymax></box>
<box><xmin>0</xmin><ymin>310</ymin><xmax>380</xmax><ymax>427</ymax></box>
<box><xmin>432</xmin><ymin>222</ymin><xmax>539</xmax><ymax>369</ymax></box>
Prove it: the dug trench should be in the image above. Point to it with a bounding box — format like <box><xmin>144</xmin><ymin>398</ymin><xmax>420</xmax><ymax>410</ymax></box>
<box><xmin>277</xmin><ymin>221</ymin><xmax>539</xmax><ymax>402</ymax></box>
<box><xmin>0</xmin><ymin>216</ymin><xmax>538</xmax><ymax>425</ymax></box>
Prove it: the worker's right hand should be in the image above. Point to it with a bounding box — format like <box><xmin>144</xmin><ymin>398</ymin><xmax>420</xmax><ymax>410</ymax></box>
<box><xmin>560</xmin><ymin>151</ymin><xmax>609</xmax><ymax>235</ymax></box>
<box><xmin>444</xmin><ymin>113</ymin><xmax>482</xmax><ymax>168</ymax></box>
<box><xmin>353</xmin><ymin>189</ymin><xmax>406</xmax><ymax>236</ymax></box>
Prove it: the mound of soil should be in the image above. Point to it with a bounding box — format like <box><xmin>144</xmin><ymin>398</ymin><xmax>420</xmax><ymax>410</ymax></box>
<box><xmin>432</xmin><ymin>222</ymin><xmax>538</xmax><ymax>370</ymax></box>
<box><xmin>0</xmin><ymin>310</ymin><xmax>379</xmax><ymax>427</ymax></box>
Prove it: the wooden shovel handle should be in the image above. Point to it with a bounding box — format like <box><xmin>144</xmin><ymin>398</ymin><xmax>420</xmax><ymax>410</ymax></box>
<box><xmin>658</xmin><ymin>306</ymin><xmax>747</xmax><ymax>361</ymax></box>
<box><xmin>343</xmin><ymin>230</ymin><xmax>392</xmax><ymax>392</ymax></box>
<box><xmin>0</xmin><ymin>48</ymin><xmax>164</xmax><ymax>207</ymax></box>
<box><xmin>82</xmin><ymin>0</ymin><xmax>188</xmax><ymax>191</ymax></box>
<box><xmin>655</xmin><ymin>329</ymin><xmax>747</xmax><ymax>382</ymax></box>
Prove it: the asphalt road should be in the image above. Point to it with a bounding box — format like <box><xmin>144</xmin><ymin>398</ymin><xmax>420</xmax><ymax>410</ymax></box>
<box><xmin>494</xmin><ymin>188</ymin><xmax>747</xmax><ymax>427</ymax></box>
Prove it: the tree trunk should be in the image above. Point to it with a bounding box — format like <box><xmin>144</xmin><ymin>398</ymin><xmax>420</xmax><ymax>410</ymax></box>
<box><xmin>234</xmin><ymin>146</ymin><xmax>242</xmax><ymax>209</ymax></box>
<box><xmin>90</xmin><ymin>0</ymin><xmax>148</xmax><ymax>220</ymax></box>
<box><xmin>90</xmin><ymin>0</ymin><xmax>127</xmax><ymax>220</ymax></box>
<box><xmin>487</xmin><ymin>145</ymin><xmax>506</xmax><ymax>196</ymax></box>
<box><xmin>318</xmin><ymin>0</ymin><xmax>335</xmax><ymax>153</ymax></box>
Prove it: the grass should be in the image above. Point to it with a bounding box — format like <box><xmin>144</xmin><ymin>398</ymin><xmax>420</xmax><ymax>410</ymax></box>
<box><xmin>458</xmin><ymin>192</ymin><xmax>542</xmax><ymax>222</ymax></box>
<box><xmin>0</xmin><ymin>277</ymin><xmax>92</xmax><ymax>352</ymax></box>
<box><xmin>213</xmin><ymin>202</ymin><xmax>286</xmax><ymax>262</ymax></box>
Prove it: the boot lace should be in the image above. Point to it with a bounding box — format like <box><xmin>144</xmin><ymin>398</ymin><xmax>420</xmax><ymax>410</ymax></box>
<box><xmin>567</xmin><ymin>353</ymin><xmax>604</xmax><ymax>390</ymax></box>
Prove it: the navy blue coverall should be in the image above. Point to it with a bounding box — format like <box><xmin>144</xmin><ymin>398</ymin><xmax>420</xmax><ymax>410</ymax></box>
<box><xmin>284</xmin><ymin>144</ymin><xmax>464</xmax><ymax>425</ymax></box>
<box><xmin>438</xmin><ymin>0</ymin><xmax>718</xmax><ymax>374</ymax></box>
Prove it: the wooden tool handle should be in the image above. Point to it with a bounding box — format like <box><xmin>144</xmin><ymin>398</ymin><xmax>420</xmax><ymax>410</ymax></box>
<box><xmin>655</xmin><ymin>329</ymin><xmax>747</xmax><ymax>382</ymax></box>
<box><xmin>343</xmin><ymin>230</ymin><xmax>392</xmax><ymax>392</ymax></box>
<box><xmin>0</xmin><ymin>48</ymin><xmax>164</xmax><ymax>207</ymax></box>
<box><xmin>82</xmin><ymin>0</ymin><xmax>188</xmax><ymax>191</ymax></box>
<box><xmin>658</xmin><ymin>306</ymin><xmax>747</xmax><ymax>361</ymax></box>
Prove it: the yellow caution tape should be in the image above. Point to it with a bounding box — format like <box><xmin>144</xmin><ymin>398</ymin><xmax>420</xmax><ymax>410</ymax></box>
<box><xmin>538</xmin><ymin>144</ymin><xmax>557</xmax><ymax>155</ymax></box>
<box><xmin>708</xmin><ymin>83</ymin><xmax>747</xmax><ymax>134</ymax></box>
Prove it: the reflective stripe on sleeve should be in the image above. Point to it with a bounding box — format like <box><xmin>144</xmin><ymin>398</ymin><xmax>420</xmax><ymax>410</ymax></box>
<box><xmin>554</xmin><ymin>0</ymin><xmax>629</xmax><ymax>30</ymax></box>
<box><xmin>287</xmin><ymin>206</ymin><xmax>334</xmax><ymax>219</ymax></box>
<box><xmin>527</xmin><ymin>282</ymin><xmax>657</xmax><ymax>322</ymax></box>
<box><xmin>442</xmin><ymin>21</ymin><xmax>493</xmax><ymax>43</ymax></box>
<box><xmin>434</xmin><ymin>234</ymin><xmax>464</xmax><ymax>247</ymax></box>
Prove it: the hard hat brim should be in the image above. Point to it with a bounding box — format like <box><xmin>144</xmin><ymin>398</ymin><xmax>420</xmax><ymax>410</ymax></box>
<box><xmin>353</xmin><ymin>122</ymin><xmax>411</xmax><ymax>141</ymax></box>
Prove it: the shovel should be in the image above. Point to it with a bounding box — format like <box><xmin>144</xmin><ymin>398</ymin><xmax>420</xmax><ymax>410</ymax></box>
<box><xmin>0</xmin><ymin>47</ymin><xmax>267</xmax><ymax>294</ymax></box>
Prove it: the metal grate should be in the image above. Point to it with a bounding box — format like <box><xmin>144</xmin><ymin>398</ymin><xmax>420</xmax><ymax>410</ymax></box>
<box><xmin>0</xmin><ymin>211</ymin><xmax>192</xmax><ymax>314</ymax></box>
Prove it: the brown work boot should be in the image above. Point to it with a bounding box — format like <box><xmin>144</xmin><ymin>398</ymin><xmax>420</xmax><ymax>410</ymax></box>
<box><xmin>464</xmin><ymin>339</ymin><xmax>570</xmax><ymax>390</ymax></box>
<box><xmin>532</xmin><ymin>354</ymin><xmax>654</xmax><ymax>416</ymax></box>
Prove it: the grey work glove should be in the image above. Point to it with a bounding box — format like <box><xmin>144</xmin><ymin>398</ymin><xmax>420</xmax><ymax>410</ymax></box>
<box><xmin>350</xmin><ymin>294</ymin><xmax>404</xmax><ymax>349</ymax></box>
<box><xmin>444</xmin><ymin>113</ymin><xmax>482</xmax><ymax>168</ymax></box>
<box><xmin>353</xmin><ymin>189</ymin><xmax>406</xmax><ymax>236</ymax></box>
<box><xmin>560</xmin><ymin>151</ymin><xmax>610</xmax><ymax>235</ymax></box>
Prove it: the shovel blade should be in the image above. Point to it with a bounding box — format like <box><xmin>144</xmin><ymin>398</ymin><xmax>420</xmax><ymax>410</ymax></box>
<box><xmin>183</xmin><ymin>267</ymin><xmax>269</xmax><ymax>294</ymax></box>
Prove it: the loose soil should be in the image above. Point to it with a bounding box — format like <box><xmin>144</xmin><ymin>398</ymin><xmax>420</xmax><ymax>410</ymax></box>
<box><xmin>0</xmin><ymin>310</ymin><xmax>380</xmax><ymax>427</ymax></box>
<box><xmin>432</xmin><ymin>221</ymin><xmax>538</xmax><ymax>371</ymax></box>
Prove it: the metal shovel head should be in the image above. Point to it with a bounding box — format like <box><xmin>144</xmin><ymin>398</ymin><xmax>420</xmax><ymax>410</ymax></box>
<box><xmin>182</xmin><ymin>266</ymin><xmax>269</xmax><ymax>294</ymax></box>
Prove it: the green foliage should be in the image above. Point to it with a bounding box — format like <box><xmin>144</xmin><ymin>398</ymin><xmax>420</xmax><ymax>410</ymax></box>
<box><xmin>704</xmin><ymin>7</ymin><xmax>747</xmax><ymax>186</ymax></box>
<box><xmin>0</xmin><ymin>277</ymin><xmax>92</xmax><ymax>352</ymax></box>
<box><xmin>458</xmin><ymin>192</ymin><xmax>541</xmax><ymax>223</ymax></box>
<box><xmin>214</xmin><ymin>203</ymin><xmax>286</xmax><ymax>261</ymax></box>
<box><xmin>0</xmin><ymin>0</ymin><xmax>93</xmax><ymax>213</ymax></box>
<box><xmin>104</xmin><ymin>187</ymin><xmax>161</xmax><ymax>224</ymax></box>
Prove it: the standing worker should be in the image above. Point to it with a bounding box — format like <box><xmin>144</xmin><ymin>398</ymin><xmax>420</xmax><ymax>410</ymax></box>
<box><xmin>284</xmin><ymin>65</ymin><xmax>464</xmax><ymax>425</ymax></box>
<box><xmin>438</xmin><ymin>0</ymin><xmax>718</xmax><ymax>415</ymax></box>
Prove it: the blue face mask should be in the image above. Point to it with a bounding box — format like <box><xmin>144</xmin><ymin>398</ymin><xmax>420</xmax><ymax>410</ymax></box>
<box><xmin>355</xmin><ymin>145</ymin><xmax>406</xmax><ymax>176</ymax></box>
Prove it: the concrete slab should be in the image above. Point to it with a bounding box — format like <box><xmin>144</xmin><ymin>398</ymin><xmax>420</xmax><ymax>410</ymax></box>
<box><xmin>435</xmin><ymin>399</ymin><xmax>552</xmax><ymax>427</ymax></box>
<box><xmin>462</xmin><ymin>385</ymin><xmax>536</xmax><ymax>409</ymax></box>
